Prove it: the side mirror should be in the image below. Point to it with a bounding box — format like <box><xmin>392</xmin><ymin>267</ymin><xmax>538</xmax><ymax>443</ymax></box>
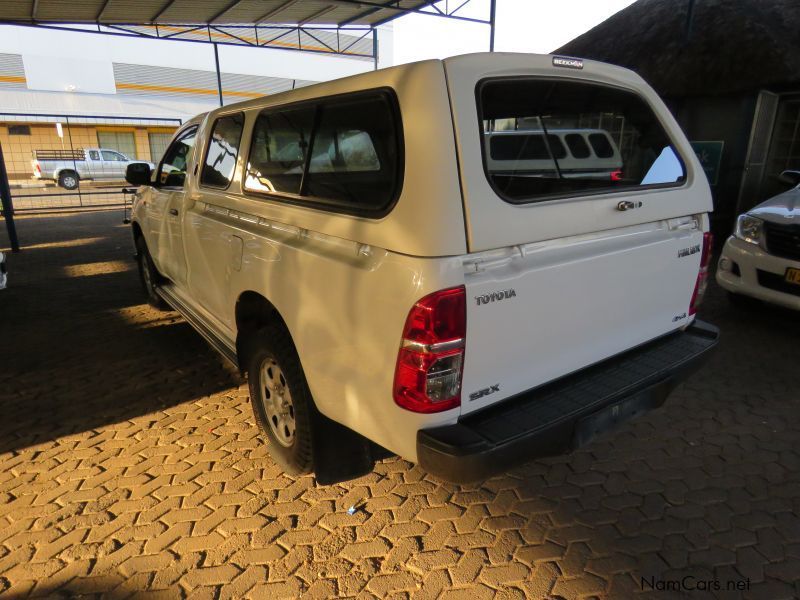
<box><xmin>126</xmin><ymin>162</ymin><xmax>152</xmax><ymax>186</ymax></box>
<box><xmin>778</xmin><ymin>169</ymin><xmax>800</xmax><ymax>187</ymax></box>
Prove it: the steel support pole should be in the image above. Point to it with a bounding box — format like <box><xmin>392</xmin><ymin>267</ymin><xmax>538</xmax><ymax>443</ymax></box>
<box><xmin>372</xmin><ymin>28</ymin><xmax>378</xmax><ymax>70</ymax></box>
<box><xmin>489</xmin><ymin>0</ymin><xmax>497</xmax><ymax>51</ymax></box>
<box><xmin>213</xmin><ymin>42</ymin><xmax>224</xmax><ymax>107</ymax></box>
<box><xmin>65</xmin><ymin>115</ymin><xmax>82</xmax><ymax>206</ymax></box>
<box><xmin>0</xmin><ymin>140</ymin><xmax>20</xmax><ymax>252</ymax></box>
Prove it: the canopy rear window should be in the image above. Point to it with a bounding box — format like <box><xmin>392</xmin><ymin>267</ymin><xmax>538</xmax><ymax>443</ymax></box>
<box><xmin>478</xmin><ymin>78</ymin><xmax>686</xmax><ymax>204</ymax></box>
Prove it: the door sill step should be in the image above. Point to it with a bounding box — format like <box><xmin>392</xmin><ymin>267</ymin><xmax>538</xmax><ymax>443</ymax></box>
<box><xmin>157</xmin><ymin>284</ymin><xmax>238</xmax><ymax>368</ymax></box>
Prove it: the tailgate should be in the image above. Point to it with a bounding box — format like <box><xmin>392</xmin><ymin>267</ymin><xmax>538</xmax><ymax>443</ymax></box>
<box><xmin>460</xmin><ymin>217</ymin><xmax>704</xmax><ymax>414</ymax></box>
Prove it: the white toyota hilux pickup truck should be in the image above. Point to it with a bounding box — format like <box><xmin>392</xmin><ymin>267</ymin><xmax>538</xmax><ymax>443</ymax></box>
<box><xmin>127</xmin><ymin>53</ymin><xmax>719</xmax><ymax>484</ymax></box>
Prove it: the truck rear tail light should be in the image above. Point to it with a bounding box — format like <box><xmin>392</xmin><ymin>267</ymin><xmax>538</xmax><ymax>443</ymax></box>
<box><xmin>34</xmin><ymin>162</ymin><xmax>41</xmax><ymax>175</ymax></box>
<box><xmin>610</xmin><ymin>170</ymin><xmax>623</xmax><ymax>181</ymax></box>
<box><xmin>393</xmin><ymin>286</ymin><xmax>466</xmax><ymax>413</ymax></box>
<box><xmin>689</xmin><ymin>232</ymin><xmax>713</xmax><ymax>316</ymax></box>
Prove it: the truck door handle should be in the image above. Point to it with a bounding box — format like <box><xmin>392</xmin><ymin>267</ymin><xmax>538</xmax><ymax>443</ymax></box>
<box><xmin>169</xmin><ymin>208</ymin><xmax>179</xmax><ymax>216</ymax></box>
<box><xmin>617</xmin><ymin>200</ymin><xmax>642</xmax><ymax>211</ymax></box>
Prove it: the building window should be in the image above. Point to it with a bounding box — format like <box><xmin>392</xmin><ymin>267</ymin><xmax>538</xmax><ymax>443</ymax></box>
<box><xmin>8</xmin><ymin>125</ymin><xmax>30</xmax><ymax>136</ymax></box>
<box><xmin>97</xmin><ymin>131</ymin><xmax>136</xmax><ymax>160</ymax></box>
<box><xmin>148</xmin><ymin>132</ymin><xmax>173</xmax><ymax>163</ymax></box>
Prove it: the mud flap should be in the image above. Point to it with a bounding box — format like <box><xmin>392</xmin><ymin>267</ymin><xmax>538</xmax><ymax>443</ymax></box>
<box><xmin>311</xmin><ymin>408</ymin><xmax>375</xmax><ymax>485</ymax></box>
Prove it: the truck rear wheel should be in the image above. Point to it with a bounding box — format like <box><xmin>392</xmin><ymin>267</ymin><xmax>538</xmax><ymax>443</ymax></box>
<box><xmin>246</xmin><ymin>324</ymin><xmax>314</xmax><ymax>476</ymax></box>
<box><xmin>58</xmin><ymin>171</ymin><xmax>79</xmax><ymax>190</ymax></box>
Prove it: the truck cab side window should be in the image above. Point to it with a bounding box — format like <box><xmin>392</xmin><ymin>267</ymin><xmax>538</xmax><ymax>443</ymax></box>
<box><xmin>89</xmin><ymin>150</ymin><xmax>100</xmax><ymax>160</ymax></box>
<box><xmin>158</xmin><ymin>128</ymin><xmax>197</xmax><ymax>188</ymax></box>
<box><xmin>201</xmin><ymin>113</ymin><xmax>244</xmax><ymax>189</ymax></box>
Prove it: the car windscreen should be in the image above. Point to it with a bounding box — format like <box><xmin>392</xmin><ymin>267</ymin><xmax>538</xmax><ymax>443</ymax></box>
<box><xmin>478</xmin><ymin>78</ymin><xmax>686</xmax><ymax>203</ymax></box>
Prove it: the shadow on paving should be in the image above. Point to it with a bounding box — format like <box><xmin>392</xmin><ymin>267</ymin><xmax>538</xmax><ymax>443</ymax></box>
<box><xmin>1</xmin><ymin>212</ymin><xmax>799</xmax><ymax>598</ymax></box>
<box><xmin>0</xmin><ymin>211</ymin><xmax>240</xmax><ymax>455</ymax></box>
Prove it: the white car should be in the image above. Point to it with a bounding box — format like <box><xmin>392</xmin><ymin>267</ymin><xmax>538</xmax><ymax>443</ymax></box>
<box><xmin>716</xmin><ymin>171</ymin><xmax>800</xmax><ymax>310</ymax></box>
<box><xmin>126</xmin><ymin>53</ymin><xmax>718</xmax><ymax>484</ymax></box>
<box><xmin>32</xmin><ymin>147</ymin><xmax>155</xmax><ymax>190</ymax></box>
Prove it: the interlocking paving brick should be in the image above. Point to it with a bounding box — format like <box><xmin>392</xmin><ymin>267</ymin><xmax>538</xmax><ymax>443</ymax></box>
<box><xmin>2</xmin><ymin>211</ymin><xmax>800</xmax><ymax>597</ymax></box>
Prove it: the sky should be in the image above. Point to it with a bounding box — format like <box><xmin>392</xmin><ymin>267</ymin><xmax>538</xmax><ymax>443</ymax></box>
<box><xmin>391</xmin><ymin>0</ymin><xmax>637</xmax><ymax>64</ymax></box>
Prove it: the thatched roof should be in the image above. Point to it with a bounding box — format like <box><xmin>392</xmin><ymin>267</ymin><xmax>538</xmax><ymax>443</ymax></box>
<box><xmin>555</xmin><ymin>0</ymin><xmax>800</xmax><ymax>97</ymax></box>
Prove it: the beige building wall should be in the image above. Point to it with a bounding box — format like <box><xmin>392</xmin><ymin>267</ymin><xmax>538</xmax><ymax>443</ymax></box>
<box><xmin>1</xmin><ymin>124</ymin><xmax>96</xmax><ymax>180</ymax></box>
<box><xmin>134</xmin><ymin>129</ymin><xmax>151</xmax><ymax>162</ymax></box>
<box><xmin>1</xmin><ymin>123</ymin><xmax>178</xmax><ymax>181</ymax></box>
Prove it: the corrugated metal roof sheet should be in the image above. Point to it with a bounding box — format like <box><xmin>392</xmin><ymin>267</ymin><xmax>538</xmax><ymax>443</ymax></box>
<box><xmin>0</xmin><ymin>53</ymin><xmax>26</xmax><ymax>89</ymax></box>
<box><xmin>109</xmin><ymin>23</ymin><xmax>373</xmax><ymax>58</ymax></box>
<box><xmin>113</xmin><ymin>62</ymin><xmax>317</xmax><ymax>100</ymax></box>
<box><xmin>0</xmin><ymin>0</ymin><xmax>436</xmax><ymax>27</ymax></box>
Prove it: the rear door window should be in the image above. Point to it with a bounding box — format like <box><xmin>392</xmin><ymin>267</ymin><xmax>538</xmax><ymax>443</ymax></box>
<box><xmin>479</xmin><ymin>78</ymin><xmax>686</xmax><ymax>203</ymax></box>
<box><xmin>201</xmin><ymin>113</ymin><xmax>245</xmax><ymax>189</ymax></box>
<box><xmin>244</xmin><ymin>90</ymin><xmax>402</xmax><ymax>216</ymax></box>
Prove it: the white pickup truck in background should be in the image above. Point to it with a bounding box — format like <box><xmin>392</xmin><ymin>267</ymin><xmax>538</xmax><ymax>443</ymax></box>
<box><xmin>32</xmin><ymin>148</ymin><xmax>154</xmax><ymax>189</ymax></box>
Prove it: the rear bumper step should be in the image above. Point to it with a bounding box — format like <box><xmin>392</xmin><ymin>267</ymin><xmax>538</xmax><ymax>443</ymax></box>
<box><xmin>417</xmin><ymin>320</ymin><xmax>719</xmax><ymax>483</ymax></box>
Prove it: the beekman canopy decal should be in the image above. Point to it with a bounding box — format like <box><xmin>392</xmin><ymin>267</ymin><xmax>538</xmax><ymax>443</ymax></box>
<box><xmin>552</xmin><ymin>56</ymin><xmax>584</xmax><ymax>69</ymax></box>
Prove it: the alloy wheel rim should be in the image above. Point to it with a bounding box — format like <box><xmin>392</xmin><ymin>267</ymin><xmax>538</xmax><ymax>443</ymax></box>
<box><xmin>259</xmin><ymin>357</ymin><xmax>295</xmax><ymax>447</ymax></box>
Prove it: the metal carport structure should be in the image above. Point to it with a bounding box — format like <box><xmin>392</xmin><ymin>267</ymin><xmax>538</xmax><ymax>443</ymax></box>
<box><xmin>0</xmin><ymin>0</ymin><xmax>498</xmax><ymax>251</ymax></box>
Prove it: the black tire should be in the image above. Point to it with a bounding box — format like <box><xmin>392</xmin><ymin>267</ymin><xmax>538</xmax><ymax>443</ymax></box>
<box><xmin>246</xmin><ymin>324</ymin><xmax>314</xmax><ymax>476</ymax></box>
<box><xmin>58</xmin><ymin>171</ymin><xmax>79</xmax><ymax>190</ymax></box>
<box><xmin>135</xmin><ymin>236</ymin><xmax>168</xmax><ymax>310</ymax></box>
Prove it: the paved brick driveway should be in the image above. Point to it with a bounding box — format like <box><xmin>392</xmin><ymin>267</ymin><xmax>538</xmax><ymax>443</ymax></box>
<box><xmin>1</xmin><ymin>211</ymin><xmax>799</xmax><ymax>599</ymax></box>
